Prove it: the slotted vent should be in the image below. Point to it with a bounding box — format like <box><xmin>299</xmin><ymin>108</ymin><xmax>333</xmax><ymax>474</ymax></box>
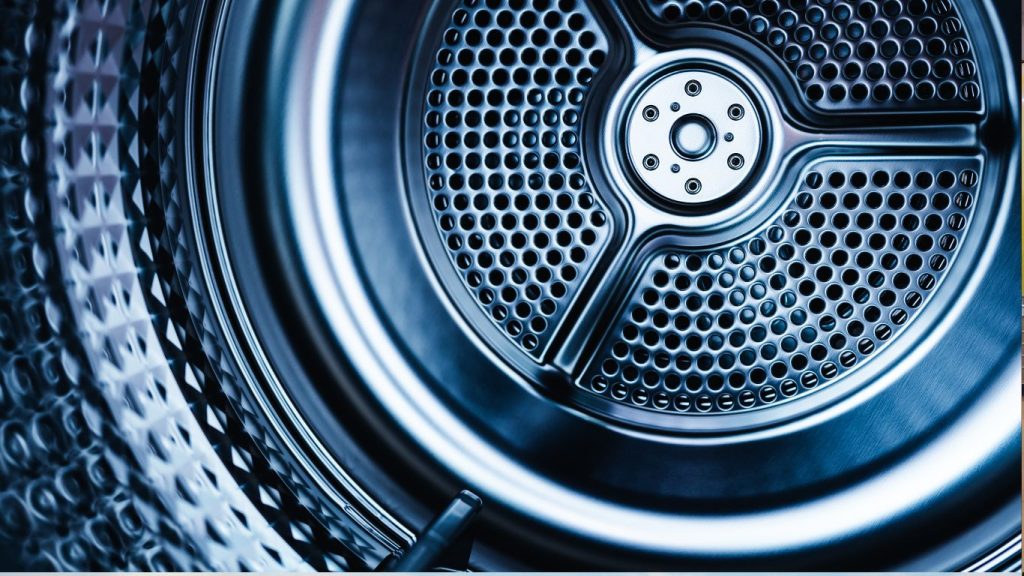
<box><xmin>583</xmin><ymin>159</ymin><xmax>979</xmax><ymax>414</ymax></box>
<box><xmin>422</xmin><ymin>0</ymin><xmax>612</xmax><ymax>357</ymax></box>
<box><xmin>643</xmin><ymin>0</ymin><xmax>982</xmax><ymax>111</ymax></box>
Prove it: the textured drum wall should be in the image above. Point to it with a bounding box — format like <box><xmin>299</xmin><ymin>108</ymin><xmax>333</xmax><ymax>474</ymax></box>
<box><xmin>0</xmin><ymin>0</ymin><xmax>1019</xmax><ymax>571</ymax></box>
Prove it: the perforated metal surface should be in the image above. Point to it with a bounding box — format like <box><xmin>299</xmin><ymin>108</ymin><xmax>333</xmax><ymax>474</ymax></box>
<box><xmin>0</xmin><ymin>0</ymin><xmax>1017</xmax><ymax>570</ymax></box>
<box><xmin>422</xmin><ymin>0</ymin><xmax>613</xmax><ymax>356</ymax></box>
<box><xmin>642</xmin><ymin>0</ymin><xmax>983</xmax><ymax>112</ymax></box>
<box><xmin>583</xmin><ymin>158</ymin><xmax>979</xmax><ymax>414</ymax></box>
<box><xmin>417</xmin><ymin>0</ymin><xmax>995</xmax><ymax>421</ymax></box>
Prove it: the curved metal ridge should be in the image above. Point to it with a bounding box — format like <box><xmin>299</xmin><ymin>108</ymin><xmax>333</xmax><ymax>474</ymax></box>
<box><xmin>420</xmin><ymin>0</ymin><xmax>614</xmax><ymax>358</ymax></box>
<box><xmin>183</xmin><ymin>0</ymin><xmax>412</xmax><ymax>567</ymax></box>
<box><xmin>583</xmin><ymin>156</ymin><xmax>981</xmax><ymax>418</ymax></box>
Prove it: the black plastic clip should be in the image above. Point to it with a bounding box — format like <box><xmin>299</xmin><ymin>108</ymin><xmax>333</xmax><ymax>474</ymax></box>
<box><xmin>376</xmin><ymin>490</ymin><xmax>483</xmax><ymax>572</ymax></box>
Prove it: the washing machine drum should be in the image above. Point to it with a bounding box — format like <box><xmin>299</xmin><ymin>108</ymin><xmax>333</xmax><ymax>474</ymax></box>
<box><xmin>0</xmin><ymin>0</ymin><xmax>1018</xmax><ymax>571</ymax></box>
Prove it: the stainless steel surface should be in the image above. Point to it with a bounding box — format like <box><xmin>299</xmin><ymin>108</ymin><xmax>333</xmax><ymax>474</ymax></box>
<box><xmin>404</xmin><ymin>1</ymin><xmax>1014</xmax><ymax>433</ymax></box>
<box><xmin>257</xmin><ymin>0</ymin><xmax>1019</xmax><ymax>568</ymax></box>
<box><xmin>640</xmin><ymin>0</ymin><xmax>985</xmax><ymax>113</ymax></box>
<box><xmin>0</xmin><ymin>0</ymin><xmax>1018</xmax><ymax>571</ymax></box>
<box><xmin>418</xmin><ymin>0</ymin><xmax>614</xmax><ymax>359</ymax></box>
<box><xmin>582</xmin><ymin>156</ymin><xmax>983</xmax><ymax>421</ymax></box>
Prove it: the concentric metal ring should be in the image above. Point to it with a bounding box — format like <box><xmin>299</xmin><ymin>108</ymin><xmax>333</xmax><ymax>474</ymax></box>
<box><xmin>189</xmin><ymin>0</ymin><xmax>1022</xmax><ymax>569</ymax></box>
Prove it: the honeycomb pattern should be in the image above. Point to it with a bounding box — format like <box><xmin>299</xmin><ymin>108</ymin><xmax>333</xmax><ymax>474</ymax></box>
<box><xmin>0</xmin><ymin>0</ymin><xmax>201</xmax><ymax>570</ymax></box>
<box><xmin>46</xmin><ymin>0</ymin><xmax>311</xmax><ymax>570</ymax></box>
<box><xmin>36</xmin><ymin>0</ymin><xmax>399</xmax><ymax>570</ymax></box>
<box><xmin>0</xmin><ymin>0</ymin><xmax>378</xmax><ymax>570</ymax></box>
<box><xmin>423</xmin><ymin>0</ymin><xmax>612</xmax><ymax>356</ymax></box>
<box><xmin>643</xmin><ymin>0</ymin><xmax>983</xmax><ymax>112</ymax></box>
<box><xmin>584</xmin><ymin>159</ymin><xmax>980</xmax><ymax>414</ymax></box>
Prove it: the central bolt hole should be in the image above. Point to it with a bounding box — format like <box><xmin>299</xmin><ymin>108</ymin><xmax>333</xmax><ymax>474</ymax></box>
<box><xmin>670</xmin><ymin>114</ymin><xmax>716</xmax><ymax>161</ymax></box>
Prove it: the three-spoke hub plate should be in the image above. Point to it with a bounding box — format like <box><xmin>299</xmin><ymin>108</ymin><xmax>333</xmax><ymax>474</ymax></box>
<box><xmin>415</xmin><ymin>8</ymin><xmax>989</xmax><ymax>433</ymax></box>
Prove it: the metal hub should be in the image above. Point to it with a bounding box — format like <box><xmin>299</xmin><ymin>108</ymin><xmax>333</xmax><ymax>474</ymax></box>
<box><xmin>625</xmin><ymin>67</ymin><xmax>763</xmax><ymax>206</ymax></box>
<box><xmin>671</xmin><ymin>114</ymin><xmax>716</xmax><ymax>160</ymax></box>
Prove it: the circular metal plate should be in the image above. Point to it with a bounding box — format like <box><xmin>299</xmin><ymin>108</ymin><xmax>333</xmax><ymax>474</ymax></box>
<box><xmin>623</xmin><ymin>67</ymin><xmax>763</xmax><ymax>205</ymax></box>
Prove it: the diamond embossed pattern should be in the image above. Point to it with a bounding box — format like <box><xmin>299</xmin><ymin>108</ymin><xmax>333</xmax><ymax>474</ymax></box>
<box><xmin>0</xmin><ymin>0</ymin><xmax>202</xmax><ymax>570</ymax></box>
<box><xmin>0</xmin><ymin>0</ymin><xmax>386</xmax><ymax>570</ymax></box>
<box><xmin>583</xmin><ymin>159</ymin><xmax>980</xmax><ymax>414</ymax></box>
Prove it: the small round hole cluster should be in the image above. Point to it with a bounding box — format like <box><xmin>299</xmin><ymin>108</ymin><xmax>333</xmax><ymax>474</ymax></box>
<box><xmin>583</xmin><ymin>159</ymin><xmax>979</xmax><ymax>414</ymax></box>
<box><xmin>424</xmin><ymin>0</ymin><xmax>611</xmax><ymax>356</ymax></box>
<box><xmin>644</xmin><ymin>0</ymin><xmax>982</xmax><ymax>111</ymax></box>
